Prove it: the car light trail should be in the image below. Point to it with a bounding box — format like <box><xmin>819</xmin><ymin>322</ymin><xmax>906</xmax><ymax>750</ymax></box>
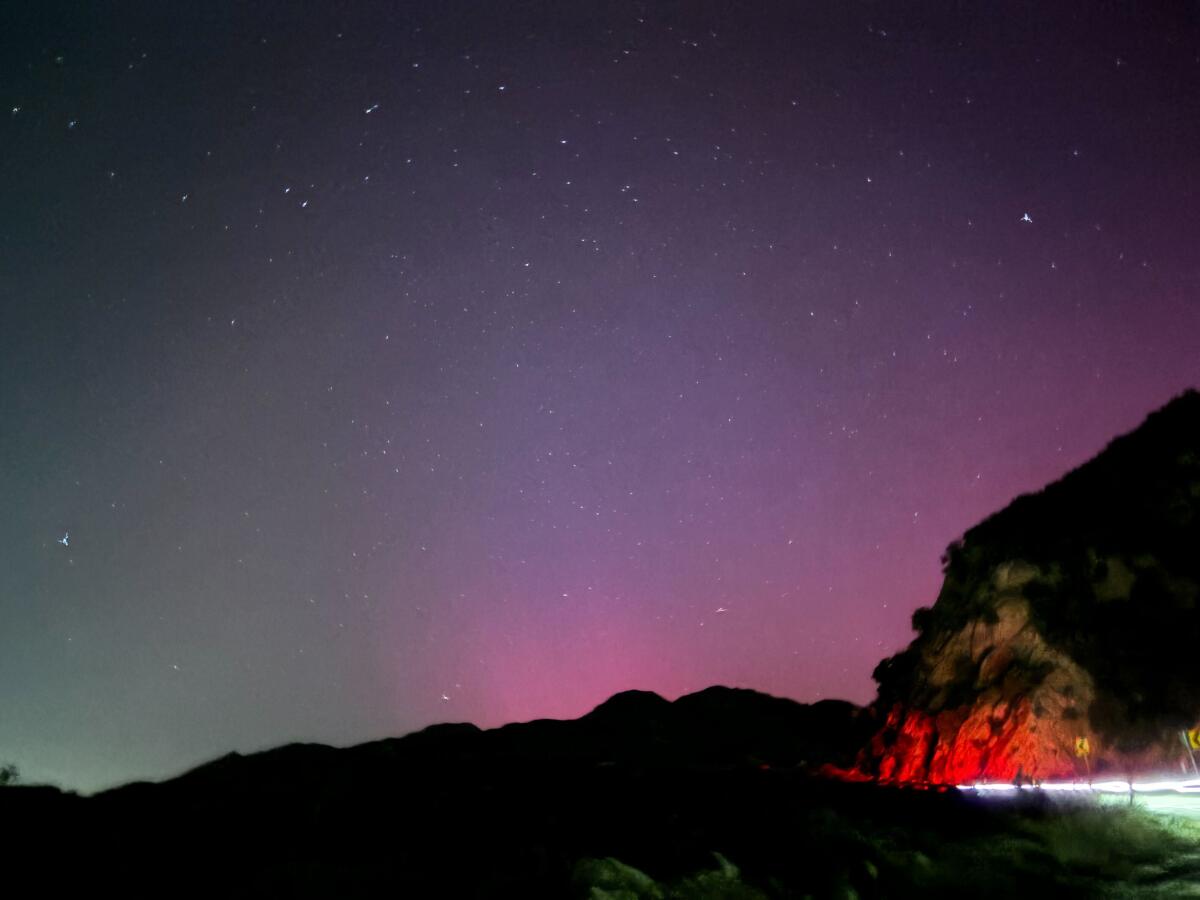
<box><xmin>958</xmin><ymin>778</ymin><xmax>1200</xmax><ymax>794</ymax></box>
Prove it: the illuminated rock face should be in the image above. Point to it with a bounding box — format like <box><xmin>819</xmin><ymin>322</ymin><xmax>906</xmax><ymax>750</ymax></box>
<box><xmin>867</xmin><ymin>569</ymin><xmax>1099</xmax><ymax>783</ymax></box>
<box><xmin>865</xmin><ymin>566</ymin><xmax>1189</xmax><ymax>784</ymax></box>
<box><xmin>862</xmin><ymin>390</ymin><xmax>1200</xmax><ymax>783</ymax></box>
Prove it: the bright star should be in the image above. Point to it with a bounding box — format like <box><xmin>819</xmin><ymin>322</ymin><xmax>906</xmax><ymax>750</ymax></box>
<box><xmin>1021</xmin><ymin>212</ymin><xmax>1033</xmax><ymax>223</ymax></box>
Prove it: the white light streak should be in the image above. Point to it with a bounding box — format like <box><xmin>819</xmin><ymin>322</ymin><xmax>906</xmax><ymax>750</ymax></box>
<box><xmin>958</xmin><ymin>777</ymin><xmax>1200</xmax><ymax>795</ymax></box>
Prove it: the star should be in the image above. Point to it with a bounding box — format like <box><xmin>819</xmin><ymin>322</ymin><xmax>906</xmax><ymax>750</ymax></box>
<box><xmin>1021</xmin><ymin>212</ymin><xmax>1033</xmax><ymax>223</ymax></box>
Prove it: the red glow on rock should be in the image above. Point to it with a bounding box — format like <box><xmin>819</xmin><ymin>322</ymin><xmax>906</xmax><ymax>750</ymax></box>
<box><xmin>862</xmin><ymin>700</ymin><xmax>1086</xmax><ymax>785</ymax></box>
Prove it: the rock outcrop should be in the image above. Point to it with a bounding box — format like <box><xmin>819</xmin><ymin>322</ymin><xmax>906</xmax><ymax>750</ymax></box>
<box><xmin>862</xmin><ymin>389</ymin><xmax>1200</xmax><ymax>783</ymax></box>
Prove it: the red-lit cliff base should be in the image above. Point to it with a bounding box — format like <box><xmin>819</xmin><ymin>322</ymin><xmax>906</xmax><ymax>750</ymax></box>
<box><xmin>849</xmin><ymin>702</ymin><xmax>1199</xmax><ymax>786</ymax></box>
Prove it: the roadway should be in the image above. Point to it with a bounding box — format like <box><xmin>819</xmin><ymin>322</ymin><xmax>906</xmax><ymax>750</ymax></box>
<box><xmin>961</xmin><ymin>777</ymin><xmax>1200</xmax><ymax>820</ymax></box>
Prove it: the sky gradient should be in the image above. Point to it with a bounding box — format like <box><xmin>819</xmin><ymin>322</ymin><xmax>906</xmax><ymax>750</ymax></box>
<box><xmin>3</xmin><ymin>1</ymin><xmax>1199</xmax><ymax>792</ymax></box>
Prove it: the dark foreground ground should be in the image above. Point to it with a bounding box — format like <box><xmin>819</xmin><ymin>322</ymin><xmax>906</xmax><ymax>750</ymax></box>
<box><xmin>8</xmin><ymin>762</ymin><xmax>1200</xmax><ymax>897</ymax></box>
<box><xmin>5</xmin><ymin>689</ymin><xmax>1200</xmax><ymax>897</ymax></box>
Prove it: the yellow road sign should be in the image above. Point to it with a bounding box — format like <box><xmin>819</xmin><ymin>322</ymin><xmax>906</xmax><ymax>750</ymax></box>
<box><xmin>1075</xmin><ymin>736</ymin><xmax>1091</xmax><ymax>757</ymax></box>
<box><xmin>1188</xmin><ymin>729</ymin><xmax>1200</xmax><ymax>751</ymax></box>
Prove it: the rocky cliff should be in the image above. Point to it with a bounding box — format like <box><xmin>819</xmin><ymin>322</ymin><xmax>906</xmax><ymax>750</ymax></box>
<box><xmin>863</xmin><ymin>389</ymin><xmax>1200</xmax><ymax>783</ymax></box>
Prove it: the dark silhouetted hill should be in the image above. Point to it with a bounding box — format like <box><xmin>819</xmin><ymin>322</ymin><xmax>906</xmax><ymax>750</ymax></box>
<box><xmin>4</xmin><ymin>686</ymin><xmax>880</xmax><ymax>897</ymax></box>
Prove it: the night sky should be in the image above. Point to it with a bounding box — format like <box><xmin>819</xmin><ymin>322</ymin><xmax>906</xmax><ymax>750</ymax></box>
<box><xmin>3</xmin><ymin>2</ymin><xmax>1198</xmax><ymax>792</ymax></box>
